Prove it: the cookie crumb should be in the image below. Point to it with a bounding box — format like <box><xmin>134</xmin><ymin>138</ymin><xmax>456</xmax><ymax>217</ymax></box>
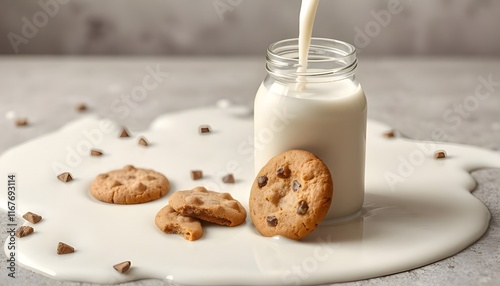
<box><xmin>119</xmin><ymin>128</ymin><xmax>131</xmax><ymax>138</ymax></box>
<box><xmin>16</xmin><ymin>226</ymin><xmax>34</xmax><ymax>238</ymax></box>
<box><xmin>434</xmin><ymin>150</ymin><xmax>447</xmax><ymax>159</ymax></box>
<box><xmin>23</xmin><ymin>212</ymin><xmax>42</xmax><ymax>224</ymax></box>
<box><xmin>75</xmin><ymin>103</ymin><xmax>87</xmax><ymax>112</ymax></box>
<box><xmin>191</xmin><ymin>170</ymin><xmax>203</xmax><ymax>180</ymax></box>
<box><xmin>15</xmin><ymin>118</ymin><xmax>28</xmax><ymax>127</ymax></box>
<box><xmin>57</xmin><ymin>172</ymin><xmax>73</xmax><ymax>183</ymax></box>
<box><xmin>222</xmin><ymin>174</ymin><xmax>235</xmax><ymax>184</ymax></box>
<box><xmin>90</xmin><ymin>149</ymin><xmax>103</xmax><ymax>156</ymax></box>
<box><xmin>57</xmin><ymin>242</ymin><xmax>75</xmax><ymax>255</ymax></box>
<box><xmin>199</xmin><ymin>125</ymin><xmax>211</xmax><ymax>134</ymax></box>
<box><xmin>383</xmin><ymin>130</ymin><xmax>396</xmax><ymax>138</ymax></box>
<box><xmin>113</xmin><ymin>261</ymin><xmax>131</xmax><ymax>273</ymax></box>
<box><xmin>138</xmin><ymin>137</ymin><xmax>149</xmax><ymax>147</ymax></box>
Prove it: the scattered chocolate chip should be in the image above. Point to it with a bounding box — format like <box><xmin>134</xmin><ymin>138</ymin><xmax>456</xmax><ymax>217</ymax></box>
<box><xmin>23</xmin><ymin>212</ymin><xmax>42</xmax><ymax>224</ymax></box>
<box><xmin>258</xmin><ymin>176</ymin><xmax>268</xmax><ymax>188</ymax></box>
<box><xmin>15</xmin><ymin>226</ymin><xmax>34</xmax><ymax>238</ymax></box>
<box><xmin>113</xmin><ymin>261</ymin><xmax>131</xmax><ymax>273</ymax></box>
<box><xmin>383</xmin><ymin>130</ymin><xmax>396</xmax><ymax>138</ymax></box>
<box><xmin>90</xmin><ymin>149</ymin><xmax>103</xmax><ymax>156</ymax></box>
<box><xmin>57</xmin><ymin>242</ymin><xmax>75</xmax><ymax>255</ymax></box>
<box><xmin>267</xmin><ymin>215</ymin><xmax>278</xmax><ymax>227</ymax></box>
<box><xmin>75</xmin><ymin>103</ymin><xmax>87</xmax><ymax>112</ymax></box>
<box><xmin>293</xmin><ymin>180</ymin><xmax>301</xmax><ymax>192</ymax></box>
<box><xmin>222</xmin><ymin>174</ymin><xmax>235</xmax><ymax>184</ymax></box>
<box><xmin>57</xmin><ymin>172</ymin><xmax>73</xmax><ymax>183</ymax></box>
<box><xmin>434</xmin><ymin>150</ymin><xmax>447</xmax><ymax>159</ymax></box>
<box><xmin>191</xmin><ymin>170</ymin><xmax>203</xmax><ymax>180</ymax></box>
<box><xmin>119</xmin><ymin>128</ymin><xmax>131</xmax><ymax>138</ymax></box>
<box><xmin>138</xmin><ymin>137</ymin><xmax>149</xmax><ymax>147</ymax></box>
<box><xmin>297</xmin><ymin>200</ymin><xmax>309</xmax><ymax>215</ymax></box>
<box><xmin>199</xmin><ymin>125</ymin><xmax>211</xmax><ymax>134</ymax></box>
<box><xmin>276</xmin><ymin>166</ymin><xmax>291</xmax><ymax>178</ymax></box>
<box><xmin>15</xmin><ymin>118</ymin><xmax>28</xmax><ymax>127</ymax></box>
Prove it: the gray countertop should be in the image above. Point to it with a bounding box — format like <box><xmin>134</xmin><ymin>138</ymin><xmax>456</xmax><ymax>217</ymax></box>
<box><xmin>0</xmin><ymin>56</ymin><xmax>499</xmax><ymax>286</ymax></box>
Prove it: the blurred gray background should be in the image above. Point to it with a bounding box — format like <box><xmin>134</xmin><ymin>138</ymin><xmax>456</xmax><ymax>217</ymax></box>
<box><xmin>1</xmin><ymin>0</ymin><xmax>499</xmax><ymax>56</ymax></box>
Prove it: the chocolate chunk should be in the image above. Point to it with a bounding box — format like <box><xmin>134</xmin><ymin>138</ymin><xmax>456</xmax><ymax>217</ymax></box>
<box><xmin>113</xmin><ymin>261</ymin><xmax>131</xmax><ymax>273</ymax></box>
<box><xmin>15</xmin><ymin>226</ymin><xmax>34</xmax><ymax>238</ymax></box>
<box><xmin>23</xmin><ymin>212</ymin><xmax>42</xmax><ymax>224</ymax></box>
<box><xmin>276</xmin><ymin>166</ymin><xmax>291</xmax><ymax>178</ymax></box>
<box><xmin>267</xmin><ymin>215</ymin><xmax>278</xmax><ymax>227</ymax></box>
<box><xmin>383</xmin><ymin>130</ymin><xmax>396</xmax><ymax>138</ymax></box>
<box><xmin>297</xmin><ymin>200</ymin><xmax>309</xmax><ymax>215</ymax></box>
<box><xmin>434</xmin><ymin>150</ymin><xmax>447</xmax><ymax>159</ymax></box>
<box><xmin>90</xmin><ymin>149</ymin><xmax>103</xmax><ymax>156</ymax></box>
<box><xmin>119</xmin><ymin>128</ymin><xmax>131</xmax><ymax>138</ymax></box>
<box><xmin>292</xmin><ymin>180</ymin><xmax>301</xmax><ymax>192</ymax></box>
<box><xmin>57</xmin><ymin>242</ymin><xmax>75</xmax><ymax>255</ymax></box>
<box><xmin>257</xmin><ymin>176</ymin><xmax>268</xmax><ymax>188</ymax></box>
<box><xmin>199</xmin><ymin>125</ymin><xmax>211</xmax><ymax>134</ymax></box>
<box><xmin>57</xmin><ymin>172</ymin><xmax>73</xmax><ymax>183</ymax></box>
<box><xmin>15</xmin><ymin>118</ymin><xmax>28</xmax><ymax>127</ymax></box>
<box><xmin>138</xmin><ymin>137</ymin><xmax>149</xmax><ymax>147</ymax></box>
<box><xmin>191</xmin><ymin>170</ymin><xmax>203</xmax><ymax>180</ymax></box>
<box><xmin>222</xmin><ymin>174</ymin><xmax>235</xmax><ymax>184</ymax></box>
<box><xmin>111</xmin><ymin>180</ymin><xmax>123</xmax><ymax>188</ymax></box>
<box><xmin>75</xmin><ymin>103</ymin><xmax>87</xmax><ymax>112</ymax></box>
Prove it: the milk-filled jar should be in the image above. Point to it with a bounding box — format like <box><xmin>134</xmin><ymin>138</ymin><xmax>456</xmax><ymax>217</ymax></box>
<box><xmin>254</xmin><ymin>38</ymin><xmax>367</xmax><ymax>219</ymax></box>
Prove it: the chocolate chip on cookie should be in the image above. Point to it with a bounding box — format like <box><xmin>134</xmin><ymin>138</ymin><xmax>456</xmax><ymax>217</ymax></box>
<box><xmin>169</xmin><ymin>187</ymin><xmax>246</xmax><ymax>227</ymax></box>
<box><xmin>249</xmin><ymin>150</ymin><xmax>333</xmax><ymax>240</ymax></box>
<box><xmin>90</xmin><ymin>165</ymin><xmax>170</xmax><ymax>204</ymax></box>
<box><xmin>155</xmin><ymin>205</ymin><xmax>203</xmax><ymax>241</ymax></box>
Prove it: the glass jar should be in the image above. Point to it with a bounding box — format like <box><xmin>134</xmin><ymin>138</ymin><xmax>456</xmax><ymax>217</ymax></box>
<box><xmin>254</xmin><ymin>38</ymin><xmax>367</xmax><ymax>219</ymax></box>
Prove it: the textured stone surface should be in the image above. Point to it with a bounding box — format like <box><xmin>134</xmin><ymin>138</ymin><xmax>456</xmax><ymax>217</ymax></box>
<box><xmin>0</xmin><ymin>57</ymin><xmax>499</xmax><ymax>285</ymax></box>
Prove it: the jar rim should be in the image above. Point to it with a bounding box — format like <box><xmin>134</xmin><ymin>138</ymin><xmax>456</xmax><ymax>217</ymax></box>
<box><xmin>267</xmin><ymin>38</ymin><xmax>356</xmax><ymax>63</ymax></box>
<box><xmin>266</xmin><ymin>38</ymin><xmax>358</xmax><ymax>82</ymax></box>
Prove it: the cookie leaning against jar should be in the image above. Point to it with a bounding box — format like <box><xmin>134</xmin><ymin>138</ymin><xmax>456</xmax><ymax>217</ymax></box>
<box><xmin>249</xmin><ymin>150</ymin><xmax>333</xmax><ymax>240</ymax></box>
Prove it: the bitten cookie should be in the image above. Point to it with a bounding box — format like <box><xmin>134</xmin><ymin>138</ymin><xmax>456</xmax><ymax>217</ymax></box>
<box><xmin>169</xmin><ymin>187</ymin><xmax>246</xmax><ymax>227</ymax></box>
<box><xmin>249</xmin><ymin>150</ymin><xmax>333</xmax><ymax>240</ymax></box>
<box><xmin>90</xmin><ymin>165</ymin><xmax>170</xmax><ymax>204</ymax></box>
<box><xmin>155</xmin><ymin>205</ymin><xmax>203</xmax><ymax>241</ymax></box>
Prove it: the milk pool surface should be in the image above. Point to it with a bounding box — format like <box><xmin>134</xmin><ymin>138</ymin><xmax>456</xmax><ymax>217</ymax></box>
<box><xmin>1</xmin><ymin>104</ymin><xmax>499</xmax><ymax>285</ymax></box>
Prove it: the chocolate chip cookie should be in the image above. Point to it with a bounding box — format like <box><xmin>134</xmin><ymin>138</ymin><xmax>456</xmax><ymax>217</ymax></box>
<box><xmin>169</xmin><ymin>187</ymin><xmax>246</xmax><ymax>227</ymax></box>
<box><xmin>90</xmin><ymin>165</ymin><xmax>170</xmax><ymax>204</ymax></box>
<box><xmin>249</xmin><ymin>150</ymin><xmax>333</xmax><ymax>240</ymax></box>
<box><xmin>155</xmin><ymin>205</ymin><xmax>203</xmax><ymax>241</ymax></box>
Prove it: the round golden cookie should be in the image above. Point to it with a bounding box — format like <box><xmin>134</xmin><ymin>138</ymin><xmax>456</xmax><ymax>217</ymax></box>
<box><xmin>249</xmin><ymin>150</ymin><xmax>333</xmax><ymax>240</ymax></box>
<box><xmin>90</xmin><ymin>165</ymin><xmax>170</xmax><ymax>204</ymax></box>
<box><xmin>169</xmin><ymin>187</ymin><xmax>247</xmax><ymax>227</ymax></box>
<box><xmin>155</xmin><ymin>205</ymin><xmax>203</xmax><ymax>241</ymax></box>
